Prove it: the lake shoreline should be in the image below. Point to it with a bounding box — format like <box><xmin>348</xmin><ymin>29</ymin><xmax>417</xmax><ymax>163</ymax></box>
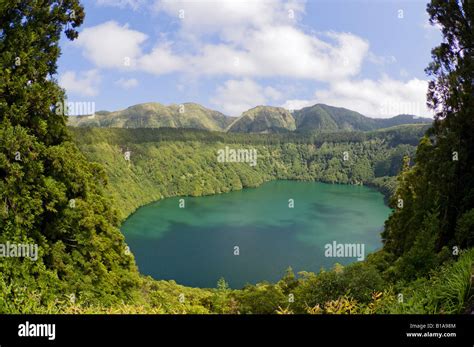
<box><xmin>119</xmin><ymin>177</ymin><xmax>393</xmax><ymax>225</ymax></box>
<box><xmin>122</xmin><ymin>180</ymin><xmax>391</xmax><ymax>288</ymax></box>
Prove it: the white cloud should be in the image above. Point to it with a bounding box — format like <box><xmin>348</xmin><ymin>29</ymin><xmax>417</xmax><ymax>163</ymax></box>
<box><xmin>139</xmin><ymin>44</ymin><xmax>186</xmax><ymax>75</ymax></box>
<box><xmin>96</xmin><ymin>0</ymin><xmax>145</xmax><ymax>10</ymax></box>
<box><xmin>316</xmin><ymin>77</ymin><xmax>430</xmax><ymax>117</ymax></box>
<box><xmin>264</xmin><ymin>86</ymin><xmax>282</xmax><ymax>100</ymax></box>
<box><xmin>282</xmin><ymin>77</ymin><xmax>431</xmax><ymax>118</ymax></box>
<box><xmin>148</xmin><ymin>0</ymin><xmax>368</xmax><ymax>80</ymax></box>
<box><xmin>211</xmin><ymin>78</ymin><xmax>281</xmax><ymax>116</ymax></box>
<box><xmin>281</xmin><ymin>99</ymin><xmax>316</xmax><ymax>111</ymax></box>
<box><xmin>421</xmin><ymin>12</ymin><xmax>443</xmax><ymax>40</ymax></box>
<box><xmin>153</xmin><ymin>0</ymin><xmax>305</xmax><ymax>41</ymax></box>
<box><xmin>367</xmin><ymin>52</ymin><xmax>397</xmax><ymax>65</ymax></box>
<box><xmin>59</xmin><ymin>69</ymin><xmax>101</xmax><ymax>97</ymax></box>
<box><xmin>73</xmin><ymin>1</ymin><xmax>431</xmax><ymax>118</ymax></box>
<box><xmin>74</xmin><ymin>21</ymin><xmax>147</xmax><ymax>69</ymax></box>
<box><xmin>188</xmin><ymin>28</ymin><xmax>368</xmax><ymax>80</ymax></box>
<box><xmin>115</xmin><ymin>78</ymin><xmax>139</xmax><ymax>89</ymax></box>
<box><xmin>76</xmin><ymin>2</ymin><xmax>368</xmax><ymax>82</ymax></box>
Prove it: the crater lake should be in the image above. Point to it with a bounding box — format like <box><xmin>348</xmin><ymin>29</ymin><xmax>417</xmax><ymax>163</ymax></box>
<box><xmin>121</xmin><ymin>181</ymin><xmax>391</xmax><ymax>288</ymax></box>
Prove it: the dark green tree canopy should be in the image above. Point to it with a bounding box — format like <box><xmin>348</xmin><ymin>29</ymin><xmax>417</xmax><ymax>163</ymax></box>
<box><xmin>383</xmin><ymin>0</ymin><xmax>474</xmax><ymax>276</ymax></box>
<box><xmin>0</xmin><ymin>1</ymin><xmax>139</xmax><ymax>308</ymax></box>
<box><xmin>0</xmin><ymin>0</ymin><xmax>84</xmax><ymax>145</ymax></box>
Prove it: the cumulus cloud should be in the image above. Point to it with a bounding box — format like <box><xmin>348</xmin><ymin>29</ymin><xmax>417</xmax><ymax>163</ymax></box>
<box><xmin>74</xmin><ymin>21</ymin><xmax>147</xmax><ymax>69</ymax></box>
<box><xmin>211</xmin><ymin>78</ymin><xmax>282</xmax><ymax>116</ymax></box>
<box><xmin>317</xmin><ymin>77</ymin><xmax>430</xmax><ymax>117</ymax></box>
<box><xmin>75</xmin><ymin>1</ymin><xmax>368</xmax><ymax>81</ymax></box>
<box><xmin>59</xmin><ymin>69</ymin><xmax>101</xmax><ymax>97</ymax></box>
<box><xmin>422</xmin><ymin>15</ymin><xmax>443</xmax><ymax>40</ymax></box>
<box><xmin>139</xmin><ymin>44</ymin><xmax>186</xmax><ymax>75</ymax></box>
<box><xmin>153</xmin><ymin>0</ymin><xmax>306</xmax><ymax>41</ymax></box>
<box><xmin>283</xmin><ymin>77</ymin><xmax>431</xmax><ymax>117</ymax></box>
<box><xmin>73</xmin><ymin>0</ymin><xmax>430</xmax><ymax>118</ymax></box>
<box><xmin>188</xmin><ymin>28</ymin><xmax>368</xmax><ymax>80</ymax></box>
<box><xmin>147</xmin><ymin>0</ymin><xmax>370</xmax><ymax>80</ymax></box>
<box><xmin>115</xmin><ymin>78</ymin><xmax>139</xmax><ymax>89</ymax></box>
<box><xmin>281</xmin><ymin>99</ymin><xmax>316</xmax><ymax>112</ymax></box>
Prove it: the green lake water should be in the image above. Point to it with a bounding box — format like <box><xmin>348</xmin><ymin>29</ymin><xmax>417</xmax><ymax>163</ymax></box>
<box><xmin>121</xmin><ymin>181</ymin><xmax>391</xmax><ymax>288</ymax></box>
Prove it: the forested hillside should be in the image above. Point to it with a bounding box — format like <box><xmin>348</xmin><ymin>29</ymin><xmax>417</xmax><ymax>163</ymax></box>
<box><xmin>294</xmin><ymin>104</ymin><xmax>431</xmax><ymax>133</ymax></box>
<box><xmin>0</xmin><ymin>0</ymin><xmax>472</xmax><ymax>316</ymax></box>
<box><xmin>381</xmin><ymin>0</ymin><xmax>474</xmax><ymax>281</ymax></box>
<box><xmin>0</xmin><ymin>0</ymin><xmax>143</xmax><ymax>311</ymax></box>
<box><xmin>70</xmin><ymin>126</ymin><xmax>422</xmax><ymax>220</ymax></box>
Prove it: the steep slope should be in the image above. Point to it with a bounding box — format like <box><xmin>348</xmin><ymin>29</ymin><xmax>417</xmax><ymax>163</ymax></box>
<box><xmin>293</xmin><ymin>104</ymin><xmax>432</xmax><ymax>133</ymax></box>
<box><xmin>68</xmin><ymin>102</ymin><xmax>234</xmax><ymax>131</ymax></box>
<box><xmin>227</xmin><ymin>106</ymin><xmax>296</xmax><ymax>133</ymax></box>
<box><xmin>293</xmin><ymin>104</ymin><xmax>377</xmax><ymax>132</ymax></box>
<box><xmin>69</xmin><ymin>126</ymin><xmax>429</xmax><ymax>219</ymax></box>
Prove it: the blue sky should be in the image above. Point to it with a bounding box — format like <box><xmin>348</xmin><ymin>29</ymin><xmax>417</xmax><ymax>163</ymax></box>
<box><xmin>58</xmin><ymin>0</ymin><xmax>441</xmax><ymax>118</ymax></box>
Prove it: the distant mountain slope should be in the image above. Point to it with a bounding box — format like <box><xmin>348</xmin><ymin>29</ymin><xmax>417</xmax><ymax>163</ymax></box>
<box><xmin>227</xmin><ymin>106</ymin><xmax>296</xmax><ymax>133</ymax></box>
<box><xmin>293</xmin><ymin>104</ymin><xmax>377</xmax><ymax>132</ymax></box>
<box><xmin>293</xmin><ymin>104</ymin><xmax>432</xmax><ymax>133</ymax></box>
<box><xmin>374</xmin><ymin>114</ymin><xmax>432</xmax><ymax>128</ymax></box>
<box><xmin>68</xmin><ymin>102</ymin><xmax>432</xmax><ymax>133</ymax></box>
<box><xmin>229</xmin><ymin>104</ymin><xmax>431</xmax><ymax>133</ymax></box>
<box><xmin>68</xmin><ymin>102</ymin><xmax>234</xmax><ymax>131</ymax></box>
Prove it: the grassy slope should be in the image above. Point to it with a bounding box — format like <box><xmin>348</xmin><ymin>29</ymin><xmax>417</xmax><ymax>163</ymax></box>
<box><xmin>68</xmin><ymin>103</ymin><xmax>233</xmax><ymax>131</ymax></box>
<box><xmin>228</xmin><ymin>106</ymin><xmax>296</xmax><ymax>133</ymax></box>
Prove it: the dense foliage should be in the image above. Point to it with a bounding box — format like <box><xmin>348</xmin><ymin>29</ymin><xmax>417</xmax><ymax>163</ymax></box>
<box><xmin>70</xmin><ymin>126</ymin><xmax>421</xmax><ymax>220</ymax></box>
<box><xmin>0</xmin><ymin>0</ymin><xmax>142</xmax><ymax>311</ymax></box>
<box><xmin>0</xmin><ymin>0</ymin><xmax>472</xmax><ymax>315</ymax></box>
<box><xmin>382</xmin><ymin>0</ymin><xmax>474</xmax><ymax>281</ymax></box>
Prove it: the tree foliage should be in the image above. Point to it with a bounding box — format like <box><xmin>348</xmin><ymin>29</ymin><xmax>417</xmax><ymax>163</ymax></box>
<box><xmin>382</xmin><ymin>0</ymin><xmax>473</xmax><ymax>279</ymax></box>
<box><xmin>0</xmin><ymin>0</ymin><xmax>141</xmax><ymax>310</ymax></box>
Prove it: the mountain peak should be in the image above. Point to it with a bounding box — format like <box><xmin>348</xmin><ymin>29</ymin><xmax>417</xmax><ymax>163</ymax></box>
<box><xmin>228</xmin><ymin>105</ymin><xmax>296</xmax><ymax>133</ymax></box>
<box><xmin>68</xmin><ymin>101</ymin><xmax>432</xmax><ymax>133</ymax></box>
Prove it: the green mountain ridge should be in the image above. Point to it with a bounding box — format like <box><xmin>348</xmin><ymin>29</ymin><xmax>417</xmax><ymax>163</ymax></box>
<box><xmin>227</xmin><ymin>106</ymin><xmax>297</xmax><ymax>133</ymax></box>
<box><xmin>68</xmin><ymin>102</ymin><xmax>432</xmax><ymax>133</ymax></box>
<box><xmin>293</xmin><ymin>104</ymin><xmax>431</xmax><ymax>133</ymax></box>
<box><xmin>68</xmin><ymin>102</ymin><xmax>234</xmax><ymax>131</ymax></box>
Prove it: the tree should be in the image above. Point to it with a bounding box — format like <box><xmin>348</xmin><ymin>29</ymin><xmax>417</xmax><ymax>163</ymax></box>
<box><xmin>278</xmin><ymin>267</ymin><xmax>298</xmax><ymax>295</ymax></box>
<box><xmin>0</xmin><ymin>0</ymin><xmax>84</xmax><ymax>144</ymax></box>
<box><xmin>383</xmin><ymin>0</ymin><xmax>473</xmax><ymax>278</ymax></box>
<box><xmin>0</xmin><ymin>1</ymin><xmax>140</xmax><ymax>311</ymax></box>
<box><xmin>425</xmin><ymin>0</ymin><xmax>474</xmax><ymax>247</ymax></box>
